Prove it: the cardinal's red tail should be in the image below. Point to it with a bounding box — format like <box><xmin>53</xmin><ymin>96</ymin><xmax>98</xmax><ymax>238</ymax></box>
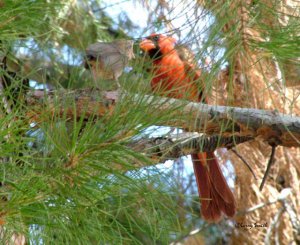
<box><xmin>191</xmin><ymin>152</ymin><xmax>236</xmax><ymax>222</ymax></box>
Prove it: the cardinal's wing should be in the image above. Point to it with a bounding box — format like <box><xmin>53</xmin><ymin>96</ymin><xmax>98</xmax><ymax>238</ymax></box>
<box><xmin>182</xmin><ymin>60</ymin><xmax>205</xmax><ymax>102</ymax></box>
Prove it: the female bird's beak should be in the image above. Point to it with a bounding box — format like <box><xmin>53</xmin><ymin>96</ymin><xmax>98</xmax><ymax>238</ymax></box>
<box><xmin>139</xmin><ymin>39</ymin><xmax>156</xmax><ymax>52</ymax></box>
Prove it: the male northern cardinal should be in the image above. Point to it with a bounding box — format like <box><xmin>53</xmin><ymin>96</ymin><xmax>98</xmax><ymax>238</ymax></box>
<box><xmin>140</xmin><ymin>34</ymin><xmax>236</xmax><ymax>222</ymax></box>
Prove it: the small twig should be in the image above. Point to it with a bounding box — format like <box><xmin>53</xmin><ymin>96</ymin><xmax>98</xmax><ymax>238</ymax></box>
<box><xmin>170</xmin><ymin>224</ymin><xmax>209</xmax><ymax>245</ymax></box>
<box><xmin>264</xmin><ymin>207</ymin><xmax>284</xmax><ymax>245</ymax></box>
<box><xmin>236</xmin><ymin>199</ymin><xmax>278</xmax><ymax>216</ymax></box>
<box><xmin>280</xmin><ymin>192</ymin><xmax>300</xmax><ymax>243</ymax></box>
<box><xmin>231</xmin><ymin>148</ymin><xmax>257</xmax><ymax>180</ymax></box>
<box><xmin>259</xmin><ymin>144</ymin><xmax>277</xmax><ymax>191</ymax></box>
<box><xmin>264</xmin><ymin>188</ymin><xmax>300</xmax><ymax>244</ymax></box>
<box><xmin>182</xmin><ymin>174</ymin><xmax>194</xmax><ymax>193</ymax></box>
<box><xmin>275</xmin><ymin>215</ymin><xmax>281</xmax><ymax>245</ymax></box>
<box><xmin>237</xmin><ymin>188</ymin><xmax>292</xmax><ymax>216</ymax></box>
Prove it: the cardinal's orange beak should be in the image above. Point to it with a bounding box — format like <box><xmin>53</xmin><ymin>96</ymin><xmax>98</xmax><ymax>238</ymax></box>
<box><xmin>139</xmin><ymin>39</ymin><xmax>156</xmax><ymax>52</ymax></box>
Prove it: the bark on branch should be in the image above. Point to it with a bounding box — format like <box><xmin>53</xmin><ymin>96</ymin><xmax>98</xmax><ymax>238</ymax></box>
<box><xmin>128</xmin><ymin>133</ymin><xmax>254</xmax><ymax>163</ymax></box>
<box><xmin>26</xmin><ymin>89</ymin><xmax>300</xmax><ymax>148</ymax></box>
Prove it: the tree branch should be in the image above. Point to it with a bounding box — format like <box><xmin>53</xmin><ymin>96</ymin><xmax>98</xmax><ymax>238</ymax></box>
<box><xmin>264</xmin><ymin>207</ymin><xmax>284</xmax><ymax>245</ymax></box>
<box><xmin>128</xmin><ymin>133</ymin><xmax>254</xmax><ymax>163</ymax></box>
<box><xmin>26</xmin><ymin>89</ymin><xmax>300</xmax><ymax>148</ymax></box>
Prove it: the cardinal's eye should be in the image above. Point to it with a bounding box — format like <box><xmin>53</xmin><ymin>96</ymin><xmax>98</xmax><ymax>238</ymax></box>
<box><xmin>152</xmin><ymin>35</ymin><xmax>159</xmax><ymax>41</ymax></box>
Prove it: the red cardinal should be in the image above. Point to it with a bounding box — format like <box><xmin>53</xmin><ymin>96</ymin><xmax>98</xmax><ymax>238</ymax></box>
<box><xmin>140</xmin><ymin>34</ymin><xmax>236</xmax><ymax>222</ymax></box>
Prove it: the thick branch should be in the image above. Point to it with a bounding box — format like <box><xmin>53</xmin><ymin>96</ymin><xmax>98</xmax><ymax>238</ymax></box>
<box><xmin>128</xmin><ymin>133</ymin><xmax>253</xmax><ymax>163</ymax></box>
<box><xmin>27</xmin><ymin>89</ymin><xmax>300</xmax><ymax>147</ymax></box>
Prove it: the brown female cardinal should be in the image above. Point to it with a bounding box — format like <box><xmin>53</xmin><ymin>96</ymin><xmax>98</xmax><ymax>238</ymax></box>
<box><xmin>139</xmin><ymin>33</ymin><xmax>236</xmax><ymax>222</ymax></box>
<box><xmin>85</xmin><ymin>40</ymin><xmax>135</xmax><ymax>83</ymax></box>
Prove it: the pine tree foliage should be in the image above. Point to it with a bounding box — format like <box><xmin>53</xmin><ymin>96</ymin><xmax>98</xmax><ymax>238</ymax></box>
<box><xmin>0</xmin><ymin>1</ymin><xmax>182</xmax><ymax>244</ymax></box>
<box><xmin>0</xmin><ymin>0</ymin><xmax>300</xmax><ymax>244</ymax></box>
